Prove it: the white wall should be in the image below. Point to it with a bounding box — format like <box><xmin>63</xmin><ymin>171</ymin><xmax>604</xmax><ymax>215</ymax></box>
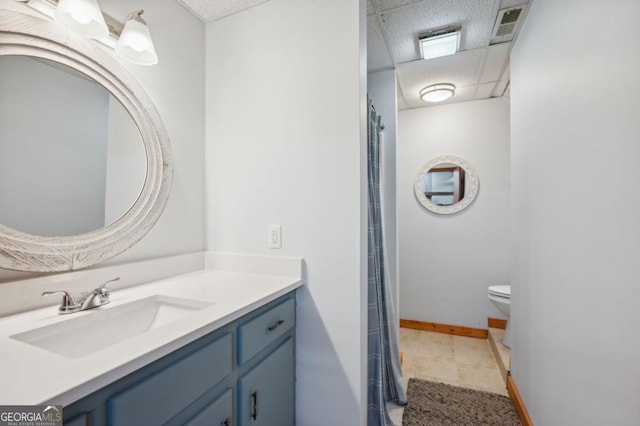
<box><xmin>368</xmin><ymin>69</ymin><xmax>399</xmax><ymax>322</ymax></box>
<box><xmin>398</xmin><ymin>98</ymin><xmax>510</xmax><ymax>328</ymax></box>
<box><xmin>510</xmin><ymin>0</ymin><xmax>640</xmax><ymax>424</ymax></box>
<box><xmin>0</xmin><ymin>0</ymin><xmax>205</xmax><ymax>283</ymax></box>
<box><xmin>204</xmin><ymin>0</ymin><xmax>367</xmax><ymax>424</ymax></box>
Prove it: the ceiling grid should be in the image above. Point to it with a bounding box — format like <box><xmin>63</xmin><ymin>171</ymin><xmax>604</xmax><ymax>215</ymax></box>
<box><xmin>368</xmin><ymin>0</ymin><xmax>530</xmax><ymax>109</ymax></box>
<box><xmin>174</xmin><ymin>0</ymin><xmax>529</xmax><ymax>110</ymax></box>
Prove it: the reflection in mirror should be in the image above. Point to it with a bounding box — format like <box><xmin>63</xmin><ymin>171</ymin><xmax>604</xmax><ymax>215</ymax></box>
<box><xmin>423</xmin><ymin>163</ymin><xmax>465</xmax><ymax>206</ymax></box>
<box><xmin>0</xmin><ymin>56</ymin><xmax>146</xmax><ymax>237</ymax></box>
<box><xmin>414</xmin><ymin>155</ymin><xmax>479</xmax><ymax>215</ymax></box>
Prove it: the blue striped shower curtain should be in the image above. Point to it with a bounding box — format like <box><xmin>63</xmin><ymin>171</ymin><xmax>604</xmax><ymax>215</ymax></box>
<box><xmin>367</xmin><ymin>101</ymin><xmax>407</xmax><ymax>425</ymax></box>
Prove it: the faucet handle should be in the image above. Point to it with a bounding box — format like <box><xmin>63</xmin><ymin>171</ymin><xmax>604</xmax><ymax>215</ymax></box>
<box><xmin>96</xmin><ymin>278</ymin><xmax>120</xmax><ymax>297</ymax></box>
<box><xmin>42</xmin><ymin>291</ymin><xmax>81</xmax><ymax>314</ymax></box>
<box><xmin>94</xmin><ymin>278</ymin><xmax>120</xmax><ymax>306</ymax></box>
<box><xmin>98</xmin><ymin>277</ymin><xmax>120</xmax><ymax>291</ymax></box>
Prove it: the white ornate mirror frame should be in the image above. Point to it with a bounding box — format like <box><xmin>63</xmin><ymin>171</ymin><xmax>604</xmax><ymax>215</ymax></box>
<box><xmin>0</xmin><ymin>9</ymin><xmax>172</xmax><ymax>272</ymax></box>
<box><xmin>414</xmin><ymin>155</ymin><xmax>479</xmax><ymax>215</ymax></box>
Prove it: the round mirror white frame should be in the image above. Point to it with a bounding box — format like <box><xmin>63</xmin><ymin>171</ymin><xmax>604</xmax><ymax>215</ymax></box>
<box><xmin>0</xmin><ymin>10</ymin><xmax>172</xmax><ymax>272</ymax></box>
<box><xmin>414</xmin><ymin>155</ymin><xmax>479</xmax><ymax>215</ymax></box>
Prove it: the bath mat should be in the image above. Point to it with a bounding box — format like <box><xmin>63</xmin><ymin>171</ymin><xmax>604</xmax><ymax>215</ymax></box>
<box><xmin>402</xmin><ymin>378</ymin><xmax>521</xmax><ymax>426</ymax></box>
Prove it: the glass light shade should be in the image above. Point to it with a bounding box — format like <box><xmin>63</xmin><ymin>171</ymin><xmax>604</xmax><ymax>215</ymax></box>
<box><xmin>55</xmin><ymin>0</ymin><xmax>108</xmax><ymax>39</ymax></box>
<box><xmin>116</xmin><ymin>18</ymin><xmax>158</xmax><ymax>66</ymax></box>
<box><xmin>419</xmin><ymin>32</ymin><xmax>459</xmax><ymax>60</ymax></box>
<box><xmin>420</xmin><ymin>83</ymin><xmax>456</xmax><ymax>103</ymax></box>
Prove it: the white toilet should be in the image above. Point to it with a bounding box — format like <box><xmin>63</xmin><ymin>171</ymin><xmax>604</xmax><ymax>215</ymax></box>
<box><xmin>488</xmin><ymin>285</ymin><xmax>511</xmax><ymax>348</ymax></box>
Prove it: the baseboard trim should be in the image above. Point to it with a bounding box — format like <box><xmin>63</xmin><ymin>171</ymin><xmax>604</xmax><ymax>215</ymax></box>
<box><xmin>400</xmin><ymin>319</ymin><xmax>488</xmax><ymax>339</ymax></box>
<box><xmin>507</xmin><ymin>374</ymin><xmax>534</xmax><ymax>426</ymax></box>
<box><xmin>488</xmin><ymin>317</ymin><xmax>508</xmax><ymax>329</ymax></box>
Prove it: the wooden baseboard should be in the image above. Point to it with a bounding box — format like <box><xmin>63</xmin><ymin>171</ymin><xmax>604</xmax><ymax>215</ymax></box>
<box><xmin>400</xmin><ymin>319</ymin><xmax>488</xmax><ymax>339</ymax></box>
<box><xmin>507</xmin><ymin>374</ymin><xmax>534</xmax><ymax>426</ymax></box>
<box><xmin>488</xmin><ymin>317</ymin><xmax>508</xmax><ymax>329</ymax></box>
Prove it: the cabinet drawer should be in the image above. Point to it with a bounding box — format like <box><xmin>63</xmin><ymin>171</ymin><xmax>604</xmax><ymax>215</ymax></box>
<box><xmin>237</xmin><ymin>298</ymin><xmax>295</xmax><ymax>364</ymax></box>
<box><xmin>184</xmin><ymin>388</ymin><xmax>233</xmax><ymax>426</ymax></box>
<box><xmin>107</xmin><ymin>333</ymin><xmax>232</xmax><ymax>426</ymax></box>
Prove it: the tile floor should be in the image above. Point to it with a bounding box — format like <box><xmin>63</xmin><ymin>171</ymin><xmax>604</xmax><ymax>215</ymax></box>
<box><xmin>388</xmin><ymin>327</ymin><xmax>509</xmax><ymax>425</ymax></box>
<box><xmin>488</xmin><ymin>327</ymin><xmax>511</xmax><ymax>383</ymax></box>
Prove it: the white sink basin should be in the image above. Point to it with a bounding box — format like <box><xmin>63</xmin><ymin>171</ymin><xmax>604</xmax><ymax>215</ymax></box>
<box><xmin>11</xmin><ymin>295</ymin><xmax>212</xmax><ymax>358</ymax></box>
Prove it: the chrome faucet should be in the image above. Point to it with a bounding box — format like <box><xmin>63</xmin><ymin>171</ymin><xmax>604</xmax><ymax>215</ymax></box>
<box><xmin>42</xmin><ymin>278</ymin><xmax>120</xmax><ymax>315</ymax></box>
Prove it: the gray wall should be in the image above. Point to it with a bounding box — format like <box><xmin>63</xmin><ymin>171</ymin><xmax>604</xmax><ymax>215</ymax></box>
<box><xmin>398</xmin><ymin>98</ymin><xmax>510</xmax><ymax>328</ymax></box>
<box><xmin>510</xmin><ymin>0</ymin><xmax>640</xmax><ymax>424</ymax></box>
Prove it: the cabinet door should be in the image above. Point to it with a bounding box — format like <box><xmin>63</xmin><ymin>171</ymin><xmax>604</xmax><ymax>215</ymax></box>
<box><xmin>184</xmin><ymin>389</ymin><xmax>233</xmax><ymax>426</ymax></box>
<box><xmin>108</xmin><ymin>333</ymin><xmax>232</xmax><ymax>426</ymax></box>
<box><xmin>65</xmin><ymin>414</ymin><xmax>89</xmax><ymax>426</ymax></box>
<box><xmin>238</xmin><ymin>338</ymin><xmax>294</xmax><ymax>426</ymax></box>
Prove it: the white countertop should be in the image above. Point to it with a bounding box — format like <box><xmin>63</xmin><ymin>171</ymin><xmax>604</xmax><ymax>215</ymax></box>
<box><xmin>0</xmin><ymin>267</ymin><xmax>303</xmax><ymax>405</ymax></box>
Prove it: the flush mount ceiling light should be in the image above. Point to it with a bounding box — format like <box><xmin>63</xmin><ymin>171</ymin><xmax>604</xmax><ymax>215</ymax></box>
<box><xmin>420</xmin><ymin>83</ymin><xmax>456</xmax><ymax>103</ymax></box>
<box><xmin>55</xmin><ymin>0</ymin><xmax>108</xmax><ymax>39</ymax></box>
<box><xmin>419</xmin><ymin>27</ymin><xmax>461</xmax><ymax>61</ymax></box>
<box><xmin>116</xmin><ymin>10</ymin><xmax>159</xmax><ymax>66</ymax></box>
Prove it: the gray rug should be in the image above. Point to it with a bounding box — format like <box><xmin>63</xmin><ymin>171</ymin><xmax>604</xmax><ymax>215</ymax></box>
<box><xmin>402</xmin><ymin>378</ymin><xmax>521</xmax><ymax>426</ymax></box>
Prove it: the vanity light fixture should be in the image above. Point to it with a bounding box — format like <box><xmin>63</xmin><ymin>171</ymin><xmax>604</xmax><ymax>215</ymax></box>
<box><xmin>420</xmin><ymin>83</ymin><xmax>456</xmax><ymax>103</ymax></box>
<box><xmin>18</xmin><ymin>0</ymin><xmax>159</xmax><ymax>66</ymax></box>
<box><xmin>55</xmin><ymin>0</ymin><xmax>108</xmax><ymax>39</ymax></box>
<box><xmin>419</xmin><ymin>27</ymin><xmax>461</xmax><ymax>61</ymax></box>
<box><xmin>115</xmin><ymin>10</ymin><xmax>159</xmax><ymax>66</ymax></box>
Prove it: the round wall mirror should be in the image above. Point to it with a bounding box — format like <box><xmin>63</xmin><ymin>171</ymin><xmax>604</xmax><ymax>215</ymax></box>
<box><xmin>0</xmin><ymin>10</ymin><xmax>172</xmax><ymax>272</ymax></box>
<box><xmin>414</xmin><ymin>155</ymin><xmax>479</xmax><ymax>214</ymax></box>
<box><xmin>0</xmin><ymin>56</ymin><xmax>147</xmax><ymax>237</ymax></box>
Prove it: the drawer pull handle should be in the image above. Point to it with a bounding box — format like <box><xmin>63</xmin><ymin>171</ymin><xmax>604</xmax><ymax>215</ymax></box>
<box><xmin>222</xmin><ymin>418</ymin><xmax>231</xmax><ymax>426</ymax></box>
<box><xmin>268</xmin><ymin>320</ymin><xmax>285</xmax><ymax>332</ymax></box>
<box><xmin>251</xmin><ymin>391</ymin><xmax>258</xmax><ymax>420</ymax></box>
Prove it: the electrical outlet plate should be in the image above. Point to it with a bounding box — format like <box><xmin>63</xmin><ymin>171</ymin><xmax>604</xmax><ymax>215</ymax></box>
<box><xmin>268</xmin><ymin>225</ymin><xmax>282</xmax><ymax>249</ymax></box>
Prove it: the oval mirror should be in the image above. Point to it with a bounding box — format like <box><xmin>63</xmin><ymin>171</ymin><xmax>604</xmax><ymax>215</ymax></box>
<box><xmin>0</xmin><ymin>10</ymin><xmax>172</xmax><ymax>272</ymax></box>
<box><xmin>0</xmin><ymin>55</ymin><xmax>146</xmax><ymax>237</ymax></box>
<box><xmin>414</xmin><ymin>155</ymin><xmax>479</xmax><ymax>214</ymax></box>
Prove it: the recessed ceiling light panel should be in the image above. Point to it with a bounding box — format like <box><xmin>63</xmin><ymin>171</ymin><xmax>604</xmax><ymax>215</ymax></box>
<box><xmin>419</xmin><ymin>28</ymin><xmax>460</xmax><ymax>61</ymax></box>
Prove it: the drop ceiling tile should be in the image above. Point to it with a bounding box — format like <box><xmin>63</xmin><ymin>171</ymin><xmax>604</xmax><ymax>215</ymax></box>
<box><xmin>478</xmin><ymin>42</ymin><xmax>510</xmax><ymax>83</ymax></box>
<box><xmin>177</xmin><ymin>0</ymin><xmax>271</xmax><ymax>22</ymax></box>
<box><xmin>492</xmin><ymin>79</ymin><xmax>509</xmax><ymax>97</ymax></box>
<box><xmin>395</xmin><ymin>47</ymin><xmax>486</xmax><ymax>97</ymax></box>
<box><xmin>367</xmin><ymin>0</ymin><xmax>375</xmax><ymax>15</ymax></box>
<box><xmin>397</xmin><ymin>95</ymin><xmax>408</xmax><ymax>111</ymax></box>
<box><xmin>373</xmin><ymin>0</ymin><xmax>424</xmax><ymax>13</ymax></box>
<box><xmin>368</xmin><ymin>16</ymin><xmax>394</xmax><ymax>72</ymax></box>
<box><xmin>499</xmin><ymin>0</ymin><xmax>530</xmax><ymax>9</ymax></box>
<box><xmin>378</xmin><ymin>0</ymin><xmax>498</xmax><ymax>64</ymax></box>
<box><xmin>474</xmin><ymin>82</ymin><xmax>498</xmax><ymax>99</ymax></box>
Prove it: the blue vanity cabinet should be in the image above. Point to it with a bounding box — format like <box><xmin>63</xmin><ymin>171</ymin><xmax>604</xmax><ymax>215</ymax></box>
<box><xmin>238</xmin><ymin>338</ymin><xmax>295</xmax><ymax>425</ymax></box>
<box><xmin>183</xmin><ymin>388</ymin><xmax>233</xmax><ymax>426</ymax></box>
<box><xmin>62</xmin><ymin>292</ymin><xmax>296</xmax><ymax>426</ymax></box>
<box><xmin>107</xmin><ymin>333</ymin><xmax>233</xmax><ymax>426</ymax></box>
<box><xmin>237</xmin><ymin>297</ymin><xmax>295</xmax><ymax>364</ymax></box>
